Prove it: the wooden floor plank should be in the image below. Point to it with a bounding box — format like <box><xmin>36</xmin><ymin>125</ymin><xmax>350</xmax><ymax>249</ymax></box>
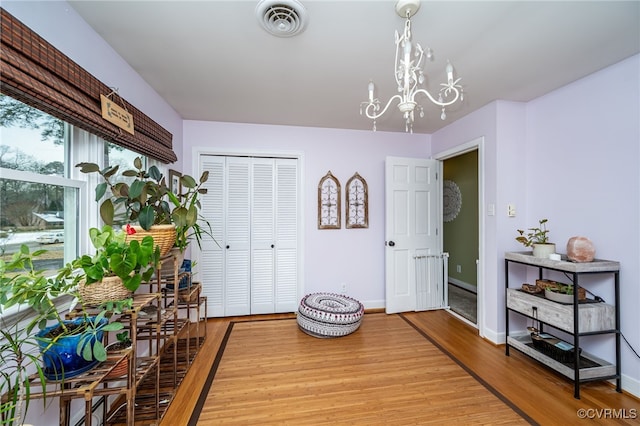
<box><xmin>193</xmin><ymin>314</ymin><xmax>528</xmax><ymax>425</ymax></box>
<box><xmin>160</xmin><ymin>311</ymin><xmax>639</xmax><ymax>425</ymax></box>
<box><xmin>402</xmin><ymin>311</ymin><xmax>640</xmax><ymax>425</ymax></box>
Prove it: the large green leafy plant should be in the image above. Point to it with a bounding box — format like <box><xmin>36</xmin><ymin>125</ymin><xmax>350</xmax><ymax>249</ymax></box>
<box><xmin>77</xmin><ymin>158</ymin><xmax>213</xmax><ymax>252</ymax></box>
<box><xmin>65</xmin><ymin>225</ymin><xmax>160</xmax><ymax>292</ymax></box>
<box><xmin>76</xmin><ymin>157</ymin><xmax>171</xmax><ymax>230</ymax></box>
<box><xmin>2</xmin><ymin>246</ymin><xmax>127</xmax><ymax>361</ymax></box>
<box><xmin>0</xmin><ymin>246</ymin><xmax>127</xmax><ymax>425</ymax></box>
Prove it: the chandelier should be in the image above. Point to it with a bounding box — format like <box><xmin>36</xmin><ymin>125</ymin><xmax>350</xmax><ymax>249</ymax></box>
<box><xmin>360</xmin><ymin>0</ymin><xmax>463</xmax><ymax>133</ymax></box>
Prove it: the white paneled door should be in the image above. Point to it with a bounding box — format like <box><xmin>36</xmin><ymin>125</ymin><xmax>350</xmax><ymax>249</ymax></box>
<box><xmin>385</xmin><ymin>157</ymin><xmax>441</xmax><ymax>314</ymax></box>
<box><xmin>197</xmin><ymin>155</ymin><xmax>299</xmax><ymax>317</ymax></box>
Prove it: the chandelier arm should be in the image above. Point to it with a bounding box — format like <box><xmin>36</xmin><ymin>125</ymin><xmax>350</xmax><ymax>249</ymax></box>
<box><xmin>363</xmin><ymin>95</ymin><xmax>404</xmax><ymax>120</ymax></box>
<box><xmin>413</xmin><ymin>87</ymin><xmax>461</xmax><ymax>107</ymax></box>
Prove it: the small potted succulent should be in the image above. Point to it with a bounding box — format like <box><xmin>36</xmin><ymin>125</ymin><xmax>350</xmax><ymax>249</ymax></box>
<box><xmin>516</xmin><ymin>218</ymin><xmax>556</xmax><ymax>259</ymax></box>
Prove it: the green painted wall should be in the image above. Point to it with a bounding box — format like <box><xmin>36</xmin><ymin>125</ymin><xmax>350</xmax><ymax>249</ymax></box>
<box><xmin>443</xmin><ymin>150</ymin><xmax>479</xmax><ymax>287</ymax></box>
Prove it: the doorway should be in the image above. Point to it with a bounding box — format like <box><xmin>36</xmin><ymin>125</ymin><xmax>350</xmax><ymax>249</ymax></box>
<box><xmin>442</xmin><ymin>149</ymin><xmax>479</xmax><ymax>324</ymax></box>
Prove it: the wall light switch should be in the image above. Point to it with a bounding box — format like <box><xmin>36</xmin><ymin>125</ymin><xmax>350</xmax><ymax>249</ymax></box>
<box><xmin>508</xmin><ymin>204</ymin><xmax>516</xmax><ymax>217</ymax></box>
<box><xmin>487</xmin><ymin>204</ymin><xmax>495</xmax><ymax>216</ymax></box>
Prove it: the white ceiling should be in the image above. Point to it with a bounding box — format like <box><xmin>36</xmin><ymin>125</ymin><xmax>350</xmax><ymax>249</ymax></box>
<box><xmin>68</xmin><ymin>1</ymin><xmax>640</xmax><ymax>134</ymax></box>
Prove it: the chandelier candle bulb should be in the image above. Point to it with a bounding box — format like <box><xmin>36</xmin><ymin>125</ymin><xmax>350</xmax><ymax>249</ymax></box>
<box><xmin>368</xmin><ymin>81</ymin><xmax>375</xmax><ymax>101</ymax></box>
<box><xmin>404</xmin><ymin>39</ymin><xmax>412</xmax><ymax>63</ymax></box>
<box><xmin>446</xmin><ymin>62</ymin><xmax>453</xmax><ymax>83</ymax></box>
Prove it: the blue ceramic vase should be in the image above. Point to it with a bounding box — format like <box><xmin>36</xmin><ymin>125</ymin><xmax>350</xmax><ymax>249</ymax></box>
<box><xmin>36</xmin><ymin>317</ymin><xmax>108</xmax><ymax>381</ymax></box>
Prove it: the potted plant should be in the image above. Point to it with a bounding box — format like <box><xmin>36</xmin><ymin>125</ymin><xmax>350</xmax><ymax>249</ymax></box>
<box><xmin>64</xmin><ymin>225</ymin><xmax>160</xmax><ymax>304</ymax></box>
<box><xmin>104</xmin><ymin>331</ymin><xmax>132</xmax><ymax>379</ymax></box>
<box><xmin>76</xmin><ymin>157</ymin><xmax>176</xmax><ymax>255</ymax></box>
<box><xmin>0</xmin><ymin>320</ymin><xmax>43</xmax><ymax>426</ymax></box>
<box><xmin>155</xmin><ymin>171</ymin><xmax>216</xmax><ymax>278</ymax></box>
<box><xmin>168</xmin><ymin>170</ymin><xmax>213</xmax><ymax>254</ymax></box>
<box><xmin>515</xmin><ymin>218</ymin><xmax>556</xmax><ymax>258</ymax></box>
<box><xmin>0</xmin><ymin>245</ymin><xmax>125</xmax><ymax>422</ymax></box>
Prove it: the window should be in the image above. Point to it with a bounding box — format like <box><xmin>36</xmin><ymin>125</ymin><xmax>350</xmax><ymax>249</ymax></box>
<box><xmin>0</xmin><ymin>95</ymin><xmax>150</xmax><ymax>278</ymax></box>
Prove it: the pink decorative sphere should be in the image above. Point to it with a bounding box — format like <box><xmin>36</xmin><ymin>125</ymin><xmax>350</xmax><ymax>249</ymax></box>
<box><xmin>566</xmin><ymin>236</ymin><xmax>595</xmax><ymax>262</ymax></box>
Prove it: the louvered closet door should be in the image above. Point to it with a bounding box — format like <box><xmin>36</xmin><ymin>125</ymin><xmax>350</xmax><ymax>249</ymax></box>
<box><xmin>224</xmin><ymin>157</ymin><xmax>252</xmax><ymax>316</ymax></box>
<box><xmin>250</xmin><ymin>158</ymin><xmax>299</xmax><ymax>314</ymax></box>
<box><xmin>199</xmin><ymin>155</ymin><xmax>225</xmax><ymax>317</ymax></box>
<box><xmin>250</xmin><ymin>159</ymin><xmax>275</xmax><ymax>314</ymax></box>
<box><xmin>274</xmin><ymin>159</ymin><xmax>298</xmax><ymax>312</ymax></box>
<box><xmin>199</xmin><ymin>155</ymin><xmax>298</xmax><ymax>317</ymax></box>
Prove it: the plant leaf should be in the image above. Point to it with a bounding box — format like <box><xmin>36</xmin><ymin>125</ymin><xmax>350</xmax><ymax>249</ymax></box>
<box><xmin>95</xmin><ymin>182</ymin><xmax>107</xmax><ymax>201</ymax></box>
<box><xmin>129</xmin><ymin>179</ymin><xmax>145</xmax><ymax>199</ymax></box>
<box><xmin>138</xmin><ymin>206</ymin><xmax>155</xmax><ymax>230</ymax></box>
<box><xmin>76</xmin><ymin>162</ymin><xmax>100</xmax><ymax>173</ymax></box>
<box><xmin>92</xmin><ymin>340</ymin><xmax>107</xmax><ymax>362</ymax></box>
<box><xmin>181</xmin><ymin>175</ymin><xmax>196</xmax><ymax>188</ymax></box>
<box><xmin>148</xmin><ymin>165</ymin><xmax>163</xmax><ymax>182</ymax></box>
<box><xmin>99</xmin><ymin>200</ymin><xmax>115</xmax><ymax>225</ymax></box>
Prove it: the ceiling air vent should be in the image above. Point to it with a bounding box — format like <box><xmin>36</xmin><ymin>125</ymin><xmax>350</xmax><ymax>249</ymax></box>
<box><xmin>256</xmin><ymin>0</ymin><xmax>308</xmax><ymax>37</ymax></box>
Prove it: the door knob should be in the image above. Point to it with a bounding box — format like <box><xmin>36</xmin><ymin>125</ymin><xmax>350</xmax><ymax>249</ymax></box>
<box><xmin>226</xmin><ymin>245</ymin><xmax>230</xmax><ymax>249</ymax></box>
<box><xmin>388</xmin><ymin>241</ymin><xmax>395</xmax><ymax>247</ymax></box>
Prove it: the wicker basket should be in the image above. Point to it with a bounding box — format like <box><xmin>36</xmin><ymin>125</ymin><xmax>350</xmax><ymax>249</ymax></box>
<box><xmin>78</xmin><ymin>276</ymin><xmax>131</xmax><ymax>306</ymax></box>
<box><xmin>124</xmin><ymin>224</ymin><xmax>176</xmax><ymax>257</ymax></box>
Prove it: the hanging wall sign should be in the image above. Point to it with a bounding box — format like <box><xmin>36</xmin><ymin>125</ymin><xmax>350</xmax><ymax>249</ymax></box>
<box><xmin>100</xmin><ymin>94</ymin><xmax>134</xmax><ymax>135</ymax></box>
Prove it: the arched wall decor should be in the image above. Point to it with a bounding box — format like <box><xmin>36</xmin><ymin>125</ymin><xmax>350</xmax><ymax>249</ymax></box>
<box><xmin>346</xmin><ymin>172</ymin><xmax>368</xmax><ymax>229</ymax></box>
<box><xmin>318</xmin><ymin>171</ymin><xmax>341</xmax><ymax>229</ymax></box>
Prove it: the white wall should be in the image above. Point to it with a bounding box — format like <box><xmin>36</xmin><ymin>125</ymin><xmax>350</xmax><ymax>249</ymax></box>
<box><xmin>183</xmin><ymin>121</ymin><xmax>429</xmax><ymax>308</ymax></box>
<box><xmin>525</xmin><ymin>54</ymin><xmax>640</xmax><ymax>395</ymax></box>
<box><xmin>433</xmin><ymin>55</ymin><xmax>640</xmax><ymax>396</ymax></box>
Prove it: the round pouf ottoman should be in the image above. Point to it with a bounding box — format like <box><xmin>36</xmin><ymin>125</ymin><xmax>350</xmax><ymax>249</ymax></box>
<box><xmin>297</xmin><ymin>293</ymin><xmax>364</xmax><ymax>338</ymax></box>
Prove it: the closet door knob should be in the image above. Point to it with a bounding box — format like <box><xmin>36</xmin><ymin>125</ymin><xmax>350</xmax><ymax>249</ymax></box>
<box><xmin>271</xmin><ymin>244</ymin><xmax>275</xmax><ymax>248</ymax></box>
<box><xmin>226</xmin><ymin>245</ymin><xmax>230</xmax><ymax>249</ymax></box>
<box><xmin>388</xmin><ymin>241</ymin><xmax>396</xmax><ymax>247</ymax></box>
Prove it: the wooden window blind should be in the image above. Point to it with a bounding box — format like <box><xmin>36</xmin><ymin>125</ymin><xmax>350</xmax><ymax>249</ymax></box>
<box><xmin>0</xmin><ymin>8</ymin><xmax>177</xmax><ymax>164</ymax></box>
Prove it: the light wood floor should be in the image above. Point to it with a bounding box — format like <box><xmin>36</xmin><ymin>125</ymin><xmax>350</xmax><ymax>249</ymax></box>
<box><xmin>161</xmin><ymin>310</ymin><xmax>639</xmax><ymax>425</ymax></box>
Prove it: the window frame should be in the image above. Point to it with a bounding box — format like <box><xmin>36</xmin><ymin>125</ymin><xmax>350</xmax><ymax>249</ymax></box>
<box><xmin>0</xmin><ymin>114</ymin><xmax>154</xmax><ymax>323</ymax></box>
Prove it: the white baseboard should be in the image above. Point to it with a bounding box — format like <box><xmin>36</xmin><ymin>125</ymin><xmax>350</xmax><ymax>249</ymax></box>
<box><xmin>362</xmin><ymin>299</ymin><xmax>385</xmax><ymax>310</ymax></box>
<box><xmin>448</xmin><ymin>278</ymin><xmax>477</xmax><ymax>294</ymax></box>
<box><xmin>621</xmin><ymin>373</ymin><xmax>640</xmax><ymax>398</ymax></box>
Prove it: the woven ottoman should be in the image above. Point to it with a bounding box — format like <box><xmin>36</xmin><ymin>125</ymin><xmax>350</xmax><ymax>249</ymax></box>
<box><xmin>297</xmin><ymin>293</ymin><xmax>364</xmax><ymax>338</ymax></box>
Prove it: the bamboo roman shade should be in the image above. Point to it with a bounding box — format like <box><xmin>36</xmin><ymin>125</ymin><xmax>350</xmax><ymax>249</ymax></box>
<box><xmin>0</xmin><ymin>8</ymin><xmax>177</xmax><ymax>164</ymax></box>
